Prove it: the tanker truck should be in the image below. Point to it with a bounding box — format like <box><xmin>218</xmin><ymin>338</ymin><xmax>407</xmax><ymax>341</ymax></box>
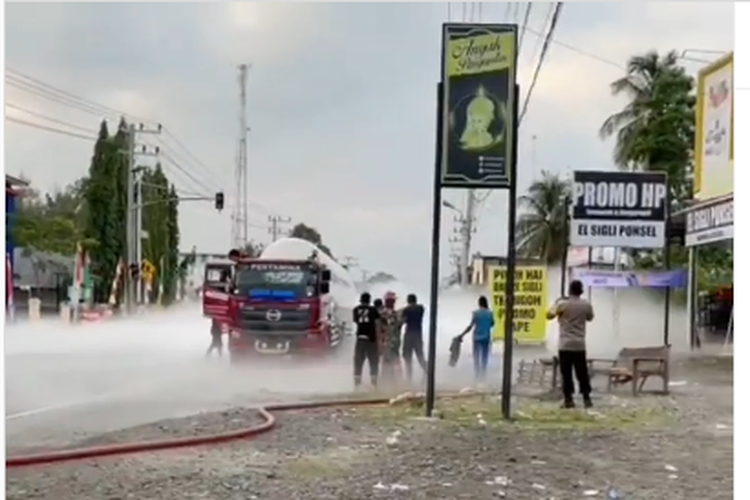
<box><xmin>202</xmin><ymin>251</ymin><xmax>352</xmax><ymax>363</ymax></box>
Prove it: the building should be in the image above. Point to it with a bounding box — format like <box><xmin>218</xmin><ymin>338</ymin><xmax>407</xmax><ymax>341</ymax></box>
<box><xmin>674</xmin><ymin>52</ymin><xmax>734</xmax><ymax>349</ymax></box>
<box><xmin>6</xmin><ymin>174</ymin><xmax>29</xmax><ymax>313</ymax></box>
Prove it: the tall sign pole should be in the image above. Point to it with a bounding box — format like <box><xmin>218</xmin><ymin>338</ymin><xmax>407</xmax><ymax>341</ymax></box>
<box><xmin>426</xmin><ymin>22</ymin><xmax>519</xmax><ymax>419</ymax></box>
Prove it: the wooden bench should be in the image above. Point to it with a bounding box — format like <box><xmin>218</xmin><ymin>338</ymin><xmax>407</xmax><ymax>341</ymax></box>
<box><xmin>588</xmin><ymin>345</ymin><xmax>671</xmax><ymax>395</ymax></box>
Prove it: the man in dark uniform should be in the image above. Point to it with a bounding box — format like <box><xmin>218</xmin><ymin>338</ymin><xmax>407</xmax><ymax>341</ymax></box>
<box><xmin>401</xmin><ymin>293</ymin><xmax>427</xmax><ymax>382</ymax></box>
<box><xmin>352</xmin><ymin>292</ymin><xmax>381</xmax><ymax>388</ymax></box>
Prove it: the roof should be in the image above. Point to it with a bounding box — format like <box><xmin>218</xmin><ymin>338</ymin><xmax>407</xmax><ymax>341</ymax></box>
<box><xmin>11</xmin><ymin>248</ymin><xmax>75</xmax><ymax>289</ymax></box>
<box><xmin>5</xmin><ymin>174</ymin><xmax>29</xmax><ymax>187</ymax></box>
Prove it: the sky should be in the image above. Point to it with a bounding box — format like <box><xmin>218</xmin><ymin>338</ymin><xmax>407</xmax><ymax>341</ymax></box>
<box><xmin>4</xmin><ymin>2</ymin><xmax>734</xmax><ymax>288</ymax></box>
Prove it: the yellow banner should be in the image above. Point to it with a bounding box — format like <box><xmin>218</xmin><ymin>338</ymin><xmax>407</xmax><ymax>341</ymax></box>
<box><xmin>440</xmin><ymin>23</ymin><xmax>517</xmax><ymax>189</ymax></box>
<box><xmin>694</xmin><ymin>53</ymin><xmax>733</xmax><ymax>201</ymax></box>
<box><xmin>488</xmin><ymin>265</ymin><xmax>547</xmax><ymax>344</ymax></box>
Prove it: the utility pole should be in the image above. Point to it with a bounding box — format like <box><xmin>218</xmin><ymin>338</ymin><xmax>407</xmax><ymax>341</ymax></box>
<box><xmin>268</xmin><ymin>215</ymin><xmax>292</xmax><ymax>242</ymax></box>
<box><xmin>339</xmin><ymin>255</ymin><xmax>358</xmax><ymax>270</ymax></box>
<box><xmin>232</xmin><ymin>63</ymin><xmax>251</xmax><ymax>249</ymax></box>
<box><xmin>460</xmin><ymin>190</ymin><xmax>476</xmax><ymax>286</ymax></box>
<box><xmin>125</xmin><ymin>123</ymin><xmax>161</xmax><ymax>314</ymax></box>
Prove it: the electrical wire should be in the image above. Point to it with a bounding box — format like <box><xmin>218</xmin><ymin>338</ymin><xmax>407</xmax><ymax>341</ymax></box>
<box><xmin>519</xmin><ymin>2</ymin><xmax>564</xmax><ymax>124</ymax></box>
<box><xmin>522</xmin><ymin>23</ymin><xmax>624</xmax><ymax>71</ymax></box>
<box><xmin>160</xmin><ymin>153</ymin><xmax>219</xmax><ymax>198</ymax></box>
<box><xmin>529</xmin><ymin>3</ymin><xmax>554</xmax><ymax>63</ymax></box>
<box><xmin>5</xmin><ymin>103</ymin><xmax>98</xmax><ymax>134</ymax></box>
<box><xmin>6</xmin><ymin>68</ymin><xmax>155</xmax><ymax>125</ymax></box>
<box><xmin>518</xmin><ymin>3</ymin><xmax>533</xmax><ymax>51</ymax></box>
<box><xmin>5</xmin><ymin>116</ymin><xmax>96</xmax><ymax>141</ymax></box>
<box><xmin>5</xmin><ymin>69</ymin><xmax>225</xmax><ymax>194</ymax></box>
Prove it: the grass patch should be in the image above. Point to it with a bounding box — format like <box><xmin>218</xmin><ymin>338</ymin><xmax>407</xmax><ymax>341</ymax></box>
<box><xmin>354</xmin><ymin>395</ymin><xmax>674</xmax><ymax>432</ymax></box>
<box><xmin>285</xmin><ymin>447</ymin><xmax>368</xmax><ymax>479</ymax></box>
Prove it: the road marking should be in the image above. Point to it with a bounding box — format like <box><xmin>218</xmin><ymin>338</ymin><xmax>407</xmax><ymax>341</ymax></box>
<box><xmin>5</xmin><ymin>383</ymin><xmax>160</xmax><ymax>422</ymax></box>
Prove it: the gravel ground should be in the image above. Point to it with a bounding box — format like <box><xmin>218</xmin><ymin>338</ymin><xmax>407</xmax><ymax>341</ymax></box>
<box><xmin>7</xmin><ymin>354</ymin><xmax>733</xmax><ymax>500</ymax></box>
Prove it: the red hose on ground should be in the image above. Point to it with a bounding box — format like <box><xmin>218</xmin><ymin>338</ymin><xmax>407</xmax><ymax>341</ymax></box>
<box><xmin>5</xmin><ymin>397</ymin><xmax>394</xmax><ymax>469</ymax></box>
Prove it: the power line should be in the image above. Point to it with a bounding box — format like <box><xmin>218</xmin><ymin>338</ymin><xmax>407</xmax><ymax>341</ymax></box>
<box><xmin>529</xmin><ymin>3</ymin><xmax>554</xmax><ymax>63</ymax></box>
<box><xmin>519</xmin><ymin>2</ymin><xmax>564</xmax><ymax>124</ymax></box>
<box><xmin>160</xmin><ymin>153</ymin><xmax>217</xmax><ymax>197</ymax></box>
<box><xmin>519</xmin><ymin>3</ymin><xmax>534</xmax><ymax>51</ymax></box>
<box><xmin>6</xmin><ymin>67</ymin><xmax>155</xmax><ymax>125</ymax></box>
<box><xmin>5</xmin><ymin>116</ymin><xmax>96</xmax><ymax>141</ymax></box>
<box><xmin>5</xmin><ymin>102</ymin><xmax>98</xmax><ymax>134</ymax></box>
<box><xmin>5</xmin><ymin>69</ymin><xmax>223</xmax><ymax>194</ymax></box>
<box><xmin>522</xmin><ymin>23</ymin><xmax>624</xmax><ymax>71</ymax></box>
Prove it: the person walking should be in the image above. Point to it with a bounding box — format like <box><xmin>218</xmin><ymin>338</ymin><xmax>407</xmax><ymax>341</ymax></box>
<box><xmin>352</xmin><ymin>292</ymin><xmax>381</xmax><ymax>389</ymax></box>
<box><xmin>401</xmin><ymin>293</ymin><xmax>427</xmax><ymax>383</ymax></box>
<box><xmin>547</xmin><ymin>279</ymin><xmax>595</xmax><ymax>408</ymax></box>
<box><xmin>458</xmin><ymin>296</ymin><xmax>495</xmax><ymax>383</ymax></box>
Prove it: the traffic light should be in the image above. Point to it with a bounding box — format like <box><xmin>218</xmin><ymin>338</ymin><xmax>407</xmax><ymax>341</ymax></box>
<box><xmin>215</xmin><ymin>192</ymin><xmax>224</xmax><ymax>211</ymax></box>
<box><xmin>129</xmin><ymin>262</ymin><xmax>140</xmax><ymax>279</ymax></box>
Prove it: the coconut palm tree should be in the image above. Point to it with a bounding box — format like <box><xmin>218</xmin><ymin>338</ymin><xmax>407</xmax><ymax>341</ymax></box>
<box><xmin>599</xmin><ymin>50</ymin><xmax>695</xmax><ymax>201</ymax></box>
<box><xmin>515</xmin><ymin>171</ymin><xmax>570</xmax><ymax>263</ymax></box>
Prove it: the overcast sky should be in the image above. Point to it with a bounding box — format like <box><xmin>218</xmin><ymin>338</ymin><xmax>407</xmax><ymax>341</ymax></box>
<box><xmin>5</xmin><ymin>2</ymin><xmax>733</xmax><ymax>288</ymax></box>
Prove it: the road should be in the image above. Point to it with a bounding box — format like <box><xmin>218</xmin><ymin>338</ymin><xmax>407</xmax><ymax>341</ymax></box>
<box><xmin>5</xmin><ymin>304</ymin><xmax>539</xmax><ymax>453</ymax></box>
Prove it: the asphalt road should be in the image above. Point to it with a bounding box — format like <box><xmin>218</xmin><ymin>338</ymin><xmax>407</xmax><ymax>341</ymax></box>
<box><xmin>5</xmin><ymin>304</ymin><xmax>545</xmax><ymax>453</ymax></box>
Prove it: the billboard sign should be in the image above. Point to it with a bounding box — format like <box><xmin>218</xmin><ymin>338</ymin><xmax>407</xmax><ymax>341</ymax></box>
<box><xmin>694</xmin><ymin>53</ymin><xmax>733</xmax><ymax>201</ymax></box>
<box><xmin>571</xmin><ymin>171</ymin><xmax>668</xmax><ymax>249</ymax></box>
<box><xmin>440</xmin><ymin>23</ymin><xmax>518</xmax><ymax>188</ymax></box>
<box><xmin>685</xmin><ymin>197</ymin><xmax>733</xmax><ymax>247</ymax></box>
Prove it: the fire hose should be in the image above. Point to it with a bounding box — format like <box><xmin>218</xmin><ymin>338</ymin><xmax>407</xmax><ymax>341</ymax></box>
<box><xmin>7</xmin><ymin>395</ymin><xmax>456</xmax><ymax>469</ymax></box>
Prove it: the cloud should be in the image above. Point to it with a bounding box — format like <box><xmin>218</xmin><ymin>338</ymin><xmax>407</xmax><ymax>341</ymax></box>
<box><xmin>5</xmin><ymin>2</ymin><xmax>734</xmax><ymax>287</ymax></box>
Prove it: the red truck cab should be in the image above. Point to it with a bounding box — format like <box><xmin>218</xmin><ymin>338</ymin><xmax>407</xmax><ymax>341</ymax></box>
<box><xmin>202</xmin><ymin>257</ymin><xmax>340</xmax><ymax>362</ymax></box>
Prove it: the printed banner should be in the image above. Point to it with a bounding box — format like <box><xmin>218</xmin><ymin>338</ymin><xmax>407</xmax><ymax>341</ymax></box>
<box><xmin>488</xmin><ymin>265</ymin><xmax>547</xmax><ymax>344</ymax></box>
<box><xmin>441</xmin><ymin>23</ymin><xmax>518</xmax><ymax>188</ymax></box>
<box><xmin>570</xmin><ymin>268</ymin><xmax>688</xmax><ymax>288</ymax></box>
<box><xmin>685</xmin><ymin>197</ymin><xmax>733</xmax><ymax>247</ymax></box>
<box><xmin>694</xmin><ymin>53</ymin><xmax>733</xmax><ymax>201</ymax></box>
<box><xmin>571</xmin><ymin>170</ymin><xmax>667</xmax><ymax>249</ymax></box>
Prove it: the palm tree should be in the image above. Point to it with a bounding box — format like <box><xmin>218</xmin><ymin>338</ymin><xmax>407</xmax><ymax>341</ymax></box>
<box><xmin>515</xmin><ymin>171</ymin><xmax>570</xmax><ymax>263</ymax></box>
<box><xmin>599</xmin><ymin>50</ymin><xmax>695</xmax><ymax>183</ymax></box>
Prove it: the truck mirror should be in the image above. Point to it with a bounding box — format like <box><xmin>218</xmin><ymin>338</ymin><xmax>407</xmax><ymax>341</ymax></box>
<box><xmin>320</xmin><ymin>269</ymin><xmax>332</xmax><ymax>283</ymax></box>
<box><xmin>319</xmin><ymin>282</ymin><xmax>330</xmax><ymax>295</ymax></box>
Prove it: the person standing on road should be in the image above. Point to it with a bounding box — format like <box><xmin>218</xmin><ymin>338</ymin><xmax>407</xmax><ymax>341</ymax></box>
<box><xmin>380</xmin><ymin>291</ymin><xmax>403</xmax><ymax>385</ymax></box>
<box><xmin>458</xmin><ymin>296</ymin><xmax>495</xmax><ymax>383</ymax></box>
<box><xmin>206</xmin><ymin>249</ymin><xmax>241</xmax><ymax>358</ymax></box>
<box><xmin>401</xmin><ymin>293</ymin><xmax>427</xmax><ymax>383</ymax></box>
<box><xmin>352</xmin><ymin>292</ymin><xmax>381</xmax><ymax>389</ymax></box>
<box><xmin>546</xmin><ymin>279</ymin><xmax>595</xmax><ymax>409</ymax></box>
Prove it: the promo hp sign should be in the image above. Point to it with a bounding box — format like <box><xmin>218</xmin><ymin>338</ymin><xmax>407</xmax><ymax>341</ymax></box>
<box><xmin>571</xmin><ymin>171</ymin><xmax>668</xmax><ymax>248</ymax></box>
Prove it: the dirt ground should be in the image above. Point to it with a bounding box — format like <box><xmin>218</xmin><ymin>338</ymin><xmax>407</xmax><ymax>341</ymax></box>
<box><xmin>6</xmin><ymin>355</ymin><xmax>733</xmax><ymax>500</ymax></box>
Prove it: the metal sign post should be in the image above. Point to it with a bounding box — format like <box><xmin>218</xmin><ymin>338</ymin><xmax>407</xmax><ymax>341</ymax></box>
<box><xmin>425</xmin><ymin>22</ymin><xmax>519</xmax><ymax>420</ymax></box>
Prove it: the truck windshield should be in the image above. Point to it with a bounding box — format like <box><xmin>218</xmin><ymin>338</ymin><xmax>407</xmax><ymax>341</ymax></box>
<box><xmin>235</xmin><ymin>263</ymin><xmax>316</xmax><ymax>300</ymax></box>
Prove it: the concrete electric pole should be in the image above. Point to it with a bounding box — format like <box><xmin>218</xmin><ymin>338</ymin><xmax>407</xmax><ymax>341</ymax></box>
<box><xmin>443</xmin><ymin>195</ymin><xmax>477</xmax><ymax>287</ymax></box>
<box><xmin>339</xmin><ymin>256</ymin><xmax>358</xmax><ymax>270</ymax></box>
<box><xmin>461</xmin><ymin>190</ymin><xmax>477</xmax><ymax>286</ymax></box>
<box><xmin>268</xmin><ymin>215</ymin><xmax>292</xmax><ymax>242</ymax></box>
<box><xmin>232</xmin><ymin>63</ymin><xmax>251</xmax><ymax>250</ymax></box>
<box><xmin>125</xmin><ymin>123</ymin><xmax>161</xmax><ymax>314</ymax></box>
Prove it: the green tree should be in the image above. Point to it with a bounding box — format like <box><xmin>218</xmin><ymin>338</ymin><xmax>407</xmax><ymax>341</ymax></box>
<box><xmin>84</xmin><ymin>120</ymin><xmax>122</xmax><ymax>302</ymax></box>
<box><xmin>141</xmin><ymin>163</ymin><xmax>170</xmax><ymax>301</ymax></box>
<box><xmin>289</xmin><ymin>223</ymin><xmax>333</xmax><ymax>257</ymax></box>
<box><xmin>12</xmin><ymin>182</ymin><xmax>89</xmax><ymax>256</ymax></box>
<box><xmin>164</xmin><ymin>185</ymin><xmax>180</xmax><ymax>304</ymax></box>
<box><xmin>599</xmin><ymin>50</ymin><xmax>696</xmax><ymax>205</ymax></box>
<box><xmin>515</xmin><ymin>171</ymin><xmax>570</xmax><ymax>263</ymax></box>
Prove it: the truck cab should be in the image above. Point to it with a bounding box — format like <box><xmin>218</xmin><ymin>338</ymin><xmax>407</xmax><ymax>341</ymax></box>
<box><xmin>202</xmin><ymin>256</ymin><xmax>345</xmax><ymax>362</ymax></box>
